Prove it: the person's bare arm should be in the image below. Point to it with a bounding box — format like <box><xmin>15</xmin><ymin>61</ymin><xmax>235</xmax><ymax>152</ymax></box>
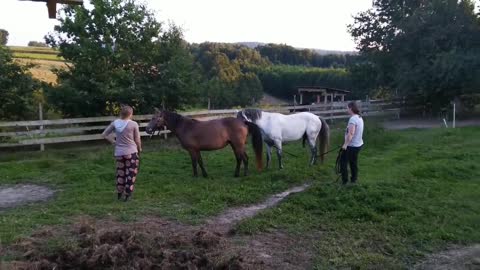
<box><xmin>342</xmin><ymin>124</ymin><xmax>356</xmax><ymax>150</ymax></box>
<box><xmin>134</xmin><ymin>123</ymin><xmax>142</xmax><ymax>153</ymax></box>
<box><xmin>102</xmin><ymin>123</ymin><xmax>116</xmax><ymax>145</ymax></box>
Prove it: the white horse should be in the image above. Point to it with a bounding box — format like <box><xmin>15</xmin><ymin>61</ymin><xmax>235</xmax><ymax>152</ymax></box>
<box><xmin>237</xmin><ymin>109</ymin><xmax>330</xmax><ymax>169</ymax></box>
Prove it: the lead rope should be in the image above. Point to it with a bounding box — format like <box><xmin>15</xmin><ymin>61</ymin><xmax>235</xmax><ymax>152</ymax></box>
<box><xmin>334</xmin><ymin>148</ymin><xmax>344</xmax><ymax>183</ymax></box>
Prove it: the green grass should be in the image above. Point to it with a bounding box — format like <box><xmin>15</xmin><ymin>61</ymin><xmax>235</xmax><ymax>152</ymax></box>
<box><xmin>12</xmin><ymin>52</ymin><xmax>64</xmax><ymax>61</ymax></box>
<box><xmin>0</xmin><ymin>124</ymin><xmax>479</xmax><ymax>269</ymax></box>
<box><xmin>8</xmin><ymin>46</ymin><xmax>57</xmax><ymax>52</ymax></box>
<box><xmin>236</xmin><ymin>126</ymin><xmax>480</xmax><ymax>268</ymax></box>
<box><xmin>8</xmin><ymin>46</ymin><xmax>64</xmax><ymax>62</ymax></box>
<box><xmin>0</xmin><ymin>139</ymin><xmax>320</xmax><ymax>244</ymax></box>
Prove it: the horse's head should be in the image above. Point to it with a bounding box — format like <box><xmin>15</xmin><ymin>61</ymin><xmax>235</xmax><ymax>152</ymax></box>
<box><xmin>237</xmin><ymin>109</ymin><xmax>261</xmax><ymax>123</ymax></box>
<box><xmin>146</xmin><ymin>108</ymin><xmax>166</xmax><ymax>135</ymax></box>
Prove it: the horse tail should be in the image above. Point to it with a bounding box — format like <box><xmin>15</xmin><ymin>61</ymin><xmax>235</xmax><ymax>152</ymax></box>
<box><xmin>302</xmin><ymin>133</ymin><xmax>307</xmax><ymax>148</ymax></box>
<box><xmin>245</xmin><ymin>121</ymin><xmax>263</xmax><ymax>171</ymax></box>
<box><xmin>318</xmin><ymin>117</ymin><xmax>330</xmax><ymax>163</ymax></box>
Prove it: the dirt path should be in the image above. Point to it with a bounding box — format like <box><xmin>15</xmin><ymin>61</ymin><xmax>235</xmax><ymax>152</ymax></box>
<box><xmin>414</xmin><ymin>245</ymin><xmax>480</xmax><ymax>270</ymax></box>
<box><xmin>0</xmin><ymin>184</ymin><xmax>54</xmax><ymax>211</ymax></box>
<box><xmin>206</xmin><ymin>183</ymin><xmax>310</xmax><ymax>234</ymax></box>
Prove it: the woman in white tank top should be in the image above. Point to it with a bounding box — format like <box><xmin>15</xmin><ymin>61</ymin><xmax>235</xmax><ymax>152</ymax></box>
<box><xmin>340</xmin><ymin>101</ymin><xmax>364</xmax><ymax>185</ymax></box>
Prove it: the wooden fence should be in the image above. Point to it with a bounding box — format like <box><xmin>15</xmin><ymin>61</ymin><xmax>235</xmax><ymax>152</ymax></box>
<box><xmin>0</xmin><ymin>100</ymin><xmax>400</xmax><ymax>150</ymax></box>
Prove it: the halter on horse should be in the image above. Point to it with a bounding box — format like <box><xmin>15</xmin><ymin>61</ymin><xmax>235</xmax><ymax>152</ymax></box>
<box><xmin>146</xmin><ymin>109</ymin><xmax>263</xmax><ymax>177</ymax></box>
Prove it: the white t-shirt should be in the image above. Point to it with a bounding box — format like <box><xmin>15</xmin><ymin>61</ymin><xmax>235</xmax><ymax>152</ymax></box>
<box><xmin>347</xmin><ymin>115</ymin><xmax>364</xmax><ymax>147</ymax></box>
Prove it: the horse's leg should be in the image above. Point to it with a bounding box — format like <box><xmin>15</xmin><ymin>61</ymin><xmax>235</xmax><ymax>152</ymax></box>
<box><xmin>243</xmin><ymin>152</ymin><xmax>249</xmax><ymax>176</ymax></box>
<box><xmin>230</xmin><ymin>144</ymin><xmax>242</xmax><ymax>177</ymax></box>
<box><xmin>274</xmin><ymin>140</ymin><xmax>284</xmax><ymax>169</ymax></box>
<box><xmin>308</xmin><ymin>136</ymin><xmax>318</xmax><ymax>165</ymax></box>
<box><xmin>197</xmin><ymin>152</ymin><xmax>208</xmax><ymax>178</ymax></box>
<box><xmin>265</xmin><ymin>143</ymin><xmax>272</xmax><ymax>169</ymax></box>
<box><xmin>189</xmin><ymin>150</ymin><xmax>199</xmax><ymax>177</ymax></box>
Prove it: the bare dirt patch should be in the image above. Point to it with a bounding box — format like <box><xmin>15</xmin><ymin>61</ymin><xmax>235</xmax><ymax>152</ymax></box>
<box><xmin>0</xmin><ymin>184</ymin><xmax>55</xmax><ymax>210</ymax></box>
<box><xmin>414</xmin><ymin>245</ymin><xmax>480</xmax><ymax>270</ymax></box>
<box><xmin>2</xmin><ymin>184</ymin><xmax>312</xmax><ymax>269</ymax></box>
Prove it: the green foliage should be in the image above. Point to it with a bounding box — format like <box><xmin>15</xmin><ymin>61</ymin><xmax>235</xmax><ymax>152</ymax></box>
<box><xmin>191</xmin><ymin>43</ymin><xmax>268</xmax><ymax>108</ymax></box>
<box><xmin>0</xmin><ymin>46</ymin><xmax>41</xmax><ymax>120</ymax></box>
<box><xmin>255</xmin><ymin>65</ymin><xmax>353</xmax><ymax>100</ymax></box>
<box><xmin>28</xmin><ymin>41</ymin><xmax>48</xmax><ymax>47</ymax></box>
<box><xmin>45</xmin><ymin>0</ymin><xmax>200</xmax><ymax>116</ymax></box>
<box><xmin>256</xmin><ymin>43</ymin><xmax>359</xmax><ymax>68</ymax></box>
<box><xmin>349</xmin><ymin>0</ymin><xmax>480</xmax><ymax>110</ymax></box>
<box><xmin>0</xmin><ymin>29</ymin><xmax>8</xmax><ymax>45</ymax></box>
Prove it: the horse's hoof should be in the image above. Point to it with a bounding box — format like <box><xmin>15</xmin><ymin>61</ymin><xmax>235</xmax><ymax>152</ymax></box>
<box><xmin>202</xmin><ymin>174</ymin><xmax>208</xmax><ymax>178</ymax></box>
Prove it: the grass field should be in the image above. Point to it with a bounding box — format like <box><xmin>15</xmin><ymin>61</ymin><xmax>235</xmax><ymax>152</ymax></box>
<box><xmin>0</xmin><ymin>124</ymin><xmax>479</xmax><ymax>268</ymax></box>
<box><xmin>9</xmin><ymin>46</ymin><xmax>63</xmax><ymax>61</ymax></box>
<box><xmin>12</xmin><ymin>52</ymin><xmax>64</xmax><ymax>62</ymax></box>
<box><xmin>7</xmin><ymin>46</ymin><xmax>65</xmax><ymax>84</ymax></box>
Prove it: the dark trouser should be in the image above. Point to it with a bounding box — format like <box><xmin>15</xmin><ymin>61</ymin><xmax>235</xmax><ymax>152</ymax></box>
<box><xmin>340</xmin><ymin>146</ymin><xmax>362</xmax><ymax>184</ymax></box>
<box><xmin>116</xmin><ymin>153</ymin><xmax>140</xmax><ymax>195</ymax></box>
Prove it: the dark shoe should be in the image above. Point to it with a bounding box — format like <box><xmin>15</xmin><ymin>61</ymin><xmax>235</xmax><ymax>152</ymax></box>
<box><xmin>117</xmin><ymin>193</ymin><xmax>123</xmax><ymax>200</ymax></box>
<box><xmin>123</xmin><ymin>194</ymin><xmax>130</xmax><ymax>202</ymax></box>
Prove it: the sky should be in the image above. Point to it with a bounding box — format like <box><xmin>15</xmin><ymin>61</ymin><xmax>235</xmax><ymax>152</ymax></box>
<box><xmin>0</xmin><ymin>0</ymin><xmax>374</xmax><ymax>51</ymax></box>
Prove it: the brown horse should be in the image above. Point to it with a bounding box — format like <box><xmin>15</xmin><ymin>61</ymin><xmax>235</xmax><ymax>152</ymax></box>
<box><xmin>146</xmin><ymin>109</ymin><xmax>263</xmax><ymax>177</ymax></box>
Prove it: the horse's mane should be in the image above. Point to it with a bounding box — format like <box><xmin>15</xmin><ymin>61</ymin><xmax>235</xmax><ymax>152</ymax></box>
<box><xmin>163</xmin><ymin>110</ymin><xmax>199</xmax><ymax>127</ymax></box>
<box><xmin>241</xmin><ymin>108</ymin><xmax>262</xmax><ymax>122</ymax></box>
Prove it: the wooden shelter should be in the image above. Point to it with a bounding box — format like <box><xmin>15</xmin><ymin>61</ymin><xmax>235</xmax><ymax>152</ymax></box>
<box><xmin>296</xmin><ymin>86</ymin><xmax>350</xmax><ymax>105</ymax></box>
<box><xmin>20</xmin><ymin>0</ymin><xmax>83</xmax><ymax>18</ymax></box>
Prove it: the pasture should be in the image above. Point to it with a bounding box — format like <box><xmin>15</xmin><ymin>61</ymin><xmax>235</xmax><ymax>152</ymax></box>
<box><xmin>0</xmin><ymin>123</ymin><xmax>479</xmax><ymax>269</ymax></box>
<box><xmin>8</xmin><ymin>46</ymin><xmax>65</xmax><ymax>85</ymax></box>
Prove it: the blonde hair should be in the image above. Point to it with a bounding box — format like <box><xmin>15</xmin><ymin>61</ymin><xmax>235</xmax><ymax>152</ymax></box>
<box><xmin>120</xmin><ymin>105</ymin><xmax>133</xmax><ymax>119</ymax></box>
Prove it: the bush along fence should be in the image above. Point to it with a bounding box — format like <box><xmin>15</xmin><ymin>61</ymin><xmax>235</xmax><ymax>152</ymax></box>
<box><xmin>0</xmin><ymin>100</ymin><xmax>400</xmax><ymax>150</ymax></box>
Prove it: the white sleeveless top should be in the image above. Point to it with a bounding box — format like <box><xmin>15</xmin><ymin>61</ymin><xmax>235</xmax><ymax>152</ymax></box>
<box><xmin>347</xmin><ymin>115</ymin><xmax>364</xmax><ymax>147</ymax></box>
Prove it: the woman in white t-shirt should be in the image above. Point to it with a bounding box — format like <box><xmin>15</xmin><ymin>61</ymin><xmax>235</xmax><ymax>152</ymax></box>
<box><xmin>341</xmin><ymin>101</ymin><xmax>364</xmax><ymax>185</ymax></box>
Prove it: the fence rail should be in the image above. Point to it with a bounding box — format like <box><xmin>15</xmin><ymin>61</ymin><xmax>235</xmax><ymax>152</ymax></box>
<box><xmin>0</xmin><ymin>100</ymin><xmax>400</xmax><ymax>149</ymax></box>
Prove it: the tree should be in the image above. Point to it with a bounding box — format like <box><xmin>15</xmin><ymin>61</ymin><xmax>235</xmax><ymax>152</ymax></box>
<box><xmin>0</xmin><ymin>46</ymin><xmax>41</xmax><ymax>120</ymax></box>
<box><xmin>191</xmin><ymin>42</ymin><xmax>267</xmax><ymax>108</ymax></box>
<box><xmin>0</xmin><ymin>29</ymin><xmax>8</xmax><ymax>45</ymax></box>
<box><xmin>28</xmin><ymin>41</ymin><xmax>48</xmax><ymax>47</ymax></box>
<box><xmin>349</xmin><ymin>0</ymin><xmax>480</xmax><ymax>110</ymax></box>
<box><xmin>45</xmin><ymin>0</ymin><xmax>199</xmax><ymax>116</ymax></box>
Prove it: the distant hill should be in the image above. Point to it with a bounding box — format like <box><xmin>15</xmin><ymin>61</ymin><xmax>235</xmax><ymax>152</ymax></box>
<box><xmin>234</xmin><ymin>42</ymin><xmax>356</xmax><ymax>55</ymax></box>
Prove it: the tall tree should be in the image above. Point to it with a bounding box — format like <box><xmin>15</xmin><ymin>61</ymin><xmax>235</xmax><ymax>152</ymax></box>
<box><xmin>0</xmin><ymin>46</ymin><xmax>40</xmax><ymax>120</ymax></box>
<box><xmin>45</xmin><ymin>0</ymin><xmax>199</xmax><ymax>116</ymax></box>
<box><xmin>349</xmin><ymin>0</ymin><xmax>480</xmax><ymax>110</ymax></box>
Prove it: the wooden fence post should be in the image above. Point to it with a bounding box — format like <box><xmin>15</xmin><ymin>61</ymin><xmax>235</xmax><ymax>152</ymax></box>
<box><xmin>39</xmin><ymin>103</ymin><xmax>45</xmax><ymax>151</ymax></box>
<box><xmin>293</xmin><ymin>95</ymin><xmax>296</xmax><ymax>112</ymax></box>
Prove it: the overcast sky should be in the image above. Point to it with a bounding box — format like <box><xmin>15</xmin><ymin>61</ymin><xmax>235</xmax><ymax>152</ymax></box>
<box><xmin>1</xmin><ymin>0</ymin><xmax>375</xmax><ymax>51</ymax></box>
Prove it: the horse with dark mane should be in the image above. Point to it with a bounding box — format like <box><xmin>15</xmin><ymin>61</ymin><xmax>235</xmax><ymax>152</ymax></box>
<box><xmin>146</xmin><ymin>109</ymin><xmax>263</xmax><ymax>177</ymax></box>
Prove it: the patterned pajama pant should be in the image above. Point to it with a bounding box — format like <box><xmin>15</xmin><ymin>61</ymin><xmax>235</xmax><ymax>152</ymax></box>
<box><xmin>116</xmin><ymin>153</ymin><xmax>139</xmax><ymax>195</ymax></box>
